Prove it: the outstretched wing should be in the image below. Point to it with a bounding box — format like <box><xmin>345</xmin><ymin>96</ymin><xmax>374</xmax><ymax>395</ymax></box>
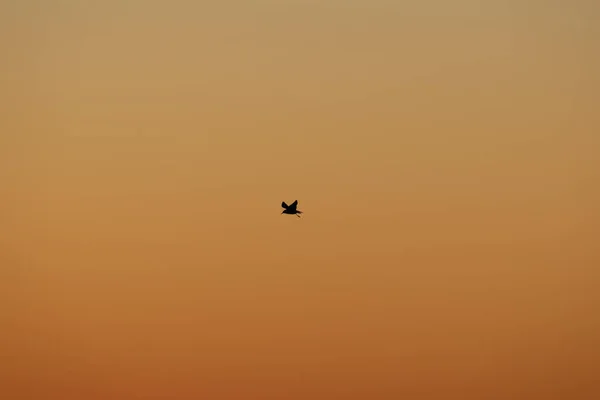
<box><xmin>289</xmin><ymin>200</ymin><xmax>298</xmax><ymax>211</ymax></box>
<box><xmin>281</xmin><ymin>201</ymin><xmax>288</xmax><ymax>209</ymax></box>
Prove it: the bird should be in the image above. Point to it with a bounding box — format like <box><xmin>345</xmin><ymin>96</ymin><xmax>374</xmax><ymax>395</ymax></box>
<box><xmin>281</xmin><ymin>200</ymin><xmax>303</xmax><ymax>218</ymax></box>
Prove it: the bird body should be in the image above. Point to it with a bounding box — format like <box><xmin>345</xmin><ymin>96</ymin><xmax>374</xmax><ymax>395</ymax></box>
<box><xmin>281</xmin><ymin>200</ymin><xmax>302</xmax><ymax>217</ymax></box>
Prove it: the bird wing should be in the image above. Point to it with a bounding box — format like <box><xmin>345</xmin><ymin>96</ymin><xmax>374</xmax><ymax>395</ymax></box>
<box><xmin>281</xmin><ymin>201</ymin><xmax>288</xmax><ymax>209</ymax></box>
<box><xmin>289</xmin><ymin>200</ymin><xmax>298</xmax><ymax>210</ymax></box>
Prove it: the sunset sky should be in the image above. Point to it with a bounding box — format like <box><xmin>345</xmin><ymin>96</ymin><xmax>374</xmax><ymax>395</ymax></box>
<box><xmin>1</xmin><ymin>1</ymin><xmax>599</xmax><ymax>399</ymax></box>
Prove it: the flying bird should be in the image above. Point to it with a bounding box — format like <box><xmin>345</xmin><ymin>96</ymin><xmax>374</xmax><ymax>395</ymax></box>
<box><xmin>281</xmin><ymin>200</ymin><xmax>303</xmax><ymax>218</ymax></box>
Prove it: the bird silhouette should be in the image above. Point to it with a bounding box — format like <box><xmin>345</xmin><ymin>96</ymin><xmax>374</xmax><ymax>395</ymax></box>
<box><xmin>281</xmin><ymin>200</ymin><xmax>303</xmax><ymax>218</ymax></box>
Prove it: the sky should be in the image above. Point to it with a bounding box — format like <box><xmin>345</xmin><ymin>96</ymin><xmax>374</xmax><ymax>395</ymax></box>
<box><xmin>1</xmin><ymin>1</ymin><xmax>599</xmax><ymax>399</ymax></box>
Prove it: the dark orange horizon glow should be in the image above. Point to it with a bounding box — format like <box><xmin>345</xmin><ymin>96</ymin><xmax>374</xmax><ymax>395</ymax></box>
<box><xmin>2</xmin><ymin>1</ymin><xmax>599</xmax><ymax>399</ymax></box>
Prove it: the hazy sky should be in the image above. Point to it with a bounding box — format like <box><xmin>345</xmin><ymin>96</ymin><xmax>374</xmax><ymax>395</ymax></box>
<box><xmin>1</xmin><ymin>1</ymin><xmax>599</xmax><ymax>399</ymax></box>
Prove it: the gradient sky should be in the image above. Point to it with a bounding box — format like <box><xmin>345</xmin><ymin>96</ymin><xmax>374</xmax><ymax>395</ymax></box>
<box><xmin>1</xmin><ymin>1</ymin><xmax>599</xmax><ymax>399</ymax></box>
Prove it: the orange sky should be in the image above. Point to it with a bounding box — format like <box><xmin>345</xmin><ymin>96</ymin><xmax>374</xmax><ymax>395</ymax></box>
<box><xmin>1</xmin><ymin>1</ymin><xmax>599</xmax><ymax>399</ymax></box>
